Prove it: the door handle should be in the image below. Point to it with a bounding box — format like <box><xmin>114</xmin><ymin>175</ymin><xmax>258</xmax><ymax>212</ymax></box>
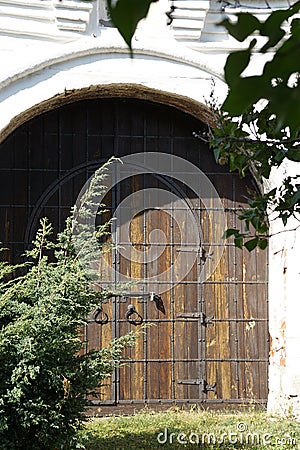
<box><xmin>125</xmin><ymin>304</ymin><xmax>143</xmax><ymax>325</ymax></box>
<box><xmin>93</xmin><ymin>306</ymin><xmax>109</xmax><ymax>325</ymax></box>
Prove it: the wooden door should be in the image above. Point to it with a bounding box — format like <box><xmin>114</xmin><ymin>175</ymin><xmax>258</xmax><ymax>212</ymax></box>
<box><xmin>88</xmin><ymin>175</ymin><xmax>268</xmax><ymax>409</ymax></box>
<box><xmin>0</xmin><ymin>97</ymin><xmax>269</xmax><ymax>409</ymax></box>
<box><xmin>88</xmin><ymin>171</ymin><xmax>208</xmax><ymax>406</ymax></box>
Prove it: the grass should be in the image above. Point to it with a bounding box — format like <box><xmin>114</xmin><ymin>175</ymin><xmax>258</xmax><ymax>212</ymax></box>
<box><xmin>77</xmin><ymin>407</ymin><xmax>300</xmax><ymax>449</ymax></box>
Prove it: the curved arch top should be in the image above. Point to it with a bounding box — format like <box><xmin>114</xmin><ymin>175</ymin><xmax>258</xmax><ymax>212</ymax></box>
<box><xmin>0</xmin><ymin>83</ymin><xmax>217</xmax><ymax>146</ymax></box>
<box><xmin>0</xmin><ymin>43</ymin><xmax>227</xmax><ymax>144</ymax></box>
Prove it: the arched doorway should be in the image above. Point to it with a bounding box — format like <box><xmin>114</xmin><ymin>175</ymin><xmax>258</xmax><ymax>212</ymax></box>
<box><xmin>0</xmin><ymin>97</ymin><xmax>268</xmax><ymax>410</ymax></box>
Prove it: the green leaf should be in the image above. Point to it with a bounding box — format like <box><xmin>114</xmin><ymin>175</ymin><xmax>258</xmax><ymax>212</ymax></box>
<box><xmin>260</xmin><ymin>164</ymin><xmax>272</xmax><ymax>179</ymax></box>
<box><xmin>286</xmin><ymin>148</ymin><xmax>300</xmax><ymax>162</ymax></box>
<box><xmin>222</xmin><ymin>76</ymin><xmax>267</xmax><ymax>116</ymax></box>
<box><xmin>223</xmin><ymin>228</ymin><xmax>239</xmax><ymax>239</ymax></box>
<box><xmin>290</xmin><ymin>17</ymin><xmax>300</xmax><ymax>38</ymax></box>
<box><xmin>250</xmin><ymin>215</ymin><xmax>262</xmax><ymax>230</ymax></box>
<box><xmin>220</xmin><ymin>13</ymin><xmax>261</xmax><ymax>42</ymax></box>
<box><xmin>264</xmin><ymin>40</ymin><xmax>300</xmax><ymax>82</ymax></box>
<box><xmin>234</xmin><ymin>236</ymin><xmax>244</xmax><ymax>249</ymax></box>
<box><xmin>257</xmin><ymin>223</ymin><xmax>268</xmax><ymax>234</ymax></box>
<box><xmin>107</xmin><ymin>0</ymin><xmax>156</xmax><ymax>52</ymax></box>
<box><xmin>229</xmin><ymin>153</ymin><xmax>237</xmax><ymax>172</ymax></box>
<box><xmin>290</xmin><ymin>186</ymin><xmax>300</xmax><ymax>206</ymax></box>
<box><xmin>269</xmin><ymin>84</ymin><xmax>300</xmax><ymax>137</ymax></box>
<box><xmin>260</xmin><ymin>0</ymin><xmax>300</xmax><ymax>51</ymax></box>
<box><xmin>258</xmin><ymin>238</ymin><xmax>268</xmax><ymax>250</ymax></box>
<box><xmin>260</xmin><ymin>8</ymin><xmax>294</xmax><ymax>52</ymax></box>
<box><xmin>244</xmin><ymin>237</ymin><xmax>259</xmax><ymax>251</ymax></box>
<box><xmin>213</xmin><ymin>146</ymin><xmax>220</xmax><ymax>162</ymax></box>
<box><xmin>224</xmin><ymin>40</ymin><xmax>256</xmax><ymax>86</ymax></box>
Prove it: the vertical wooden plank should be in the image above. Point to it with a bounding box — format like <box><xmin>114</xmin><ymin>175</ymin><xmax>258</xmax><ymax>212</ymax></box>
<box><xmin>119</xmin><ymin>174</ymin><xmax>145</xmax><ymax>402</ymax></box>
<box><xmin>204</xmin><ymin>217</ymin><xmax>231</xmax><ymax>400</ymax></box>
<box><xmin>173</xmin><ymin>201</ymin><xmax>189</xmax><ymax>401</ymax></box>
<box><xmin>146</xmin><ymin>203</ymin><xmax>172</xmax><ymax>400</ymax></box>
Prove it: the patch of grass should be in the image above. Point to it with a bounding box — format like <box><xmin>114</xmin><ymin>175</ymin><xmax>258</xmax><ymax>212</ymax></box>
<box><xmin>78</xmin><ymin>407</ymin><xmax>300</xmax><ymax>449</ymax></box>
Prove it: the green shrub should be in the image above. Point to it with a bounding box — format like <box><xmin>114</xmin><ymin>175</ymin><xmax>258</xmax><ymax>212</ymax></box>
<box><xmin>0</xmin><ymin>162</ymin><xmax>138</xmax><ymax>449</ymax></box>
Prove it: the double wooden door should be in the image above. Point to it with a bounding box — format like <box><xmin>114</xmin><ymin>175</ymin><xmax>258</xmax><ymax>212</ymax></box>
<box><xmin>0</xmin><ymin>97</ymin><xmax>269</xmax><ymax>409</ymax></box>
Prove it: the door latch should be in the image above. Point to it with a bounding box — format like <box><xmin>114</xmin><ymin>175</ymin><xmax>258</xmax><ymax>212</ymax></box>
<box><xmin>177</xmin><ymin>378</ymin><xmax>217</xmax><ymax>394</ymax></box>
<box><xmin>150</xmin><ymin>292</ymin><xmax>165</xmax><ymax>314</ymax></box>
<box><xmin>176</xmin><ymin>312</ymin><xmax>214</xmax><ymax>326</ymax></box>
<box><xmin>121</xmin><ymin>292</ymin><xmax>165</xmax><ymax>314</ymax></box>
<box><xmin>200</xmin><ymin>248</ymin><xmax>213</xmax><ymax>263</ymax></box>
<box><xmin>201</xmin><ymin>379</ymin><xmax>217</xmax><ymax>394</ymax></box>
<box><xmin>200</xmin><ymin>312</ymin><xmax>214</xmax><ymax>327</ymax></box>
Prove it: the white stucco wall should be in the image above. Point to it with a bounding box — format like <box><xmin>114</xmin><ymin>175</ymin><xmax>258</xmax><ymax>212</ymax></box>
<box><xmin>0</xmin><ymin>0</ymin><xmax>299</xmax><ymax>418</ymax></box>
<box><xmin>268</xmin><ymin>163</ymin><xmax>300</xmax><ymax>419</ymax></box>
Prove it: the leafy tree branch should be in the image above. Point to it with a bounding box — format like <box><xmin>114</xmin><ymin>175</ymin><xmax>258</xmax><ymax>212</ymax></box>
<box><xmin>193</xmin><ymin>3</ymin><xmax>300</xmax><ymax>251</ymax></box>
<box><xmin>0</xmin><ymin>161</ymin><xmax>144</xmax><ymax>449</ymax></box>
<box><xmin>97</xmin><ymin>2</ymin><xmax>300</xmax><ymax>251</ymax></box>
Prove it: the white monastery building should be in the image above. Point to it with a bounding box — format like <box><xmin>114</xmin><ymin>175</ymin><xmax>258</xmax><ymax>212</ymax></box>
<box><xmin>0</xmin><ymin>0</ymin><xmax>299</xmax><ymax>418</ymax></box>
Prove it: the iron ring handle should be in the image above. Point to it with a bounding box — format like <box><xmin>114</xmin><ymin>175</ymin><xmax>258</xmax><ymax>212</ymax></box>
<box><xmin>126</xmin><ymin>304</ymin><xmax>143</xmax><ymax>326</ymax></box>
<box><xmin>94</xmin><ymin>306</ymin><xmax>109</xmax><ymax>325</ymax></box>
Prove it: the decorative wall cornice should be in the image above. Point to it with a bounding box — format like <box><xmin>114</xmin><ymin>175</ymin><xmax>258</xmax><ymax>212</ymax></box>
<box><xmin>0</xmin><ymin>0</ymin><xmax>92</xmax><ymax>41</ymax></box>
<box><xmin>170</xmin><ymin>0</ymin><xmax>292</xmax><ymax>49</ymax></box>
